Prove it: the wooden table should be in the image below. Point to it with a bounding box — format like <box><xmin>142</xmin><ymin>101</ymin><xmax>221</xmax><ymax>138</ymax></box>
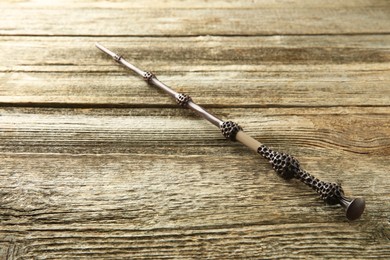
<box><xmin>1</xmin><ymin>1</ymin><xmax>389</xmax><ymax>259</ymax></box>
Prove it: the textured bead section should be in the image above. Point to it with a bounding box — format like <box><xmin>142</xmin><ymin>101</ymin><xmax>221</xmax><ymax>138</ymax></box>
<box><xmin>220</xmin><ymin>121</ymin><xmax>242</xmax><ymax>141</ymax></box>
<box><xmin>143</xmin><ymin>71</ymin><xmax>155</xmax><ymax>82</ymax></box>
<box><xmin>257</xmin><ymin>145</ymin><xmax>299</xmax><ymax>179</ymax></box>
<box><xmin>257</xmin><ymin>144</ymin><xmax>344</xmax><ymax>204</ymax></box>
<box><xmin>296</xmin><ymin>169</ymin><xmax>343</xmax><ymax>205</ymax></box>
<box><xmin>176</xmin><ymin>93</ymin><xmax>192</xmax><ymax>107</ymax></box>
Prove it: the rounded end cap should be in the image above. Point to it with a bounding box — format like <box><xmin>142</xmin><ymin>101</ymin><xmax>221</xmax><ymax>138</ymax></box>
<box><xmin>345</xmin><ymin>198</ymin><xmax>365</xmax><ymax>221</ymax></box>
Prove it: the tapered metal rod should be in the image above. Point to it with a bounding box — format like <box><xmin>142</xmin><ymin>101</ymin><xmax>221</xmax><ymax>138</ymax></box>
<box><xmin>96</xmin><ymin>43</ymin><xmax>365</xmax><ymax>221</ymax></box>
<box><xmin>96</xmin><ymin>42</ymin><xmax>223</xmax><ymax>127</ymax></box>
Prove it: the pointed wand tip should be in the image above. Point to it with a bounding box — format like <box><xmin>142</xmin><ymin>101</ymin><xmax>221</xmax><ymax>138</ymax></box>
<box><xmin>95</xmin><ymin>42</ymin><xmax>104</xmax><ymax>50</ymax></box>
<box><xmin>95</xmin><ymin>42</ymin><xmax>107</xmax><ymax>53</ymax></box>
<box><xmin>95</xmin><ymin>43</ymin><xmax>145</xmax><ymax>76</ymax></box>
<box><xmin>95</xmin><ymin>42</ymin><xmax>118</xmax><ymax>61</ymax></box>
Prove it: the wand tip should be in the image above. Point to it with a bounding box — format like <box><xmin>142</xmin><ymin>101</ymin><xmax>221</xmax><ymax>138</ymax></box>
<box><xmin>95</xmin><ymin>42</ymin><xmax>119</xmax><ymax>60</ymax></box>
<box><xmin>95</xmin><ymin>42</ymin><xmax>107</xmax><ymax>53</ymax></box>
<box><xmin>95</xmin><ymin>42</ymin><xmax>105</xmax><ymax>50</ymax></box>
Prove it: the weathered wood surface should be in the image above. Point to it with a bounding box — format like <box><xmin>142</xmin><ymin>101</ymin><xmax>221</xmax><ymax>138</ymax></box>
<box><xmin>1</xmin><ymin>0</ymin><xmax>389</xmax><ymax>35</ymax></box>
<box><xmin>1</xmin><ymin>0</ymin><xmax>389</xmax><ymax>259</ymax></box>
<box><xmin>1</xmin><ymin>36</ymin><xmax>390</xmax><ymax>107</ymax></box>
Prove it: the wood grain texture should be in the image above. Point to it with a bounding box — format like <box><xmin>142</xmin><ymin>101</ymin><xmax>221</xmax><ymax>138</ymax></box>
<box><xmin>1</xmin><ymin>107</ymin><xmax>389</xmax><ymax>259</ymax></box>
<box><xmin>0</xmin><ymin>0</ymin><xmax>389</xmax><ymax>259</ymax></box>
<box><xmin>1</xmin><ymin>36</ymin><xmax>389</xmax><ymax>107</ymax></box>
<box><xmin>1</xmin><ymin>0</ymin><xmax>389</xmax><ymax>36</ymax></box>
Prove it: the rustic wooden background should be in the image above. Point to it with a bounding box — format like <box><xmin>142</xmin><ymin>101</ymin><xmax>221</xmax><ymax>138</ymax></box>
<box><xmin>1</xmin><ymin>0</ymin><xmax>389</xmax><ymax>259</ymax></box>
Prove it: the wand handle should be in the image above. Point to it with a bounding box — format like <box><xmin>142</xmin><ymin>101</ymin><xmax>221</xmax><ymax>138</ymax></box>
<box><xmin>96</xmin><ymin>43</ymin><xmax>365</xmax><ymax>220</ymax></box>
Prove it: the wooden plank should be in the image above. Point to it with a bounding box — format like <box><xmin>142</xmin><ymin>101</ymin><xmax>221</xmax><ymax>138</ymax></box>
<box><xmin>0</xmin><ymin>1</ymin><xmax>389</xmax><ymax>36</ymax></box>
<box><xmin>0</xmin><ymin>36</ymin><xmax>389</xmax><ymax>107</ymax></box>
<box><xmin>1</xmin><ymin>0</ymin><xmax>389</xmax><ymax>258</ymax></box>
<box><xmin>3</xmin><ymin>35</ymin><xmax>389</xmax><ymax>69</ymax></box>
<box><xmin>1</xmin><ymin>106</ymin><xmax>390</xmax><ymax>155</ymax></box>
<box><xmin>0</xmin><ymin>107</ymin><xmax>389</xmax><ymax>259</ymax></box>
<box><xmin>3</xmin><ymin>0</ymin><xmax>388</xmax><ymax>9</ymax></box>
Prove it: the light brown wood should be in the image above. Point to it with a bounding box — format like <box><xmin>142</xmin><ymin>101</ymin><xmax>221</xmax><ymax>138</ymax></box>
<box><xmin>0</xmin><ymin>1</ymin><xmax>389</xmax><ymax>36</ymax></box>
<box><xmin>1</xmin><ymin>36</ymin><xmax>389</xmax><ymax>107</ymax></box>
<box><xmin>0</xmin><ymin>0</ymin><xmax>389</xmax><ymax>259</ymax></box>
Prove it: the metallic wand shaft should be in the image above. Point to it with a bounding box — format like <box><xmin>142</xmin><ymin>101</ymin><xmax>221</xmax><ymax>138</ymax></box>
<box><xmin>96</xmin><ymin>43</ymin><xmax>223</xmax><ymax>127</ymax></box>
<box><xmin>96</xmin><ymin>43</ymin><xmax>365</xmax><ymax>221</ymax></box>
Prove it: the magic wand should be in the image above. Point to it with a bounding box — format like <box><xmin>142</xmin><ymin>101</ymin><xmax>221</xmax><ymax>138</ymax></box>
<box><xmin>96</xmin><ymin>43</ymin><xmax>365</xmax><ymax>221</ymax></box>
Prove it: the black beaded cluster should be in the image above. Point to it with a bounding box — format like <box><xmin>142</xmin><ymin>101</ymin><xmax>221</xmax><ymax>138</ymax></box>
<box><xmin>257</xmin><ymin>144</ymin><xmax>344</xmax><ymax>204</ymax></box>
<box><xmin>143</xmin><ymin>71</ymin><xmax>155</xmax><ymax>82</ymax></box>
<box><xmin>257</xmin><ymin>145</ymin><xmax>299</xmax><ymax>180</ymax></box>
<box><xmin>176</xmin><ymin>93</ymin><xmax>192</xmax><ymax>107</ymax></box>
<box><xmin>220</xmin><ymin>121</ymin><xmax>242</xmax><ymax>141</ymax></box>
<box><xmin>297</xmin><ymin>170</ymin><xmax>343</xmax><ymax>204</ymax></box>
